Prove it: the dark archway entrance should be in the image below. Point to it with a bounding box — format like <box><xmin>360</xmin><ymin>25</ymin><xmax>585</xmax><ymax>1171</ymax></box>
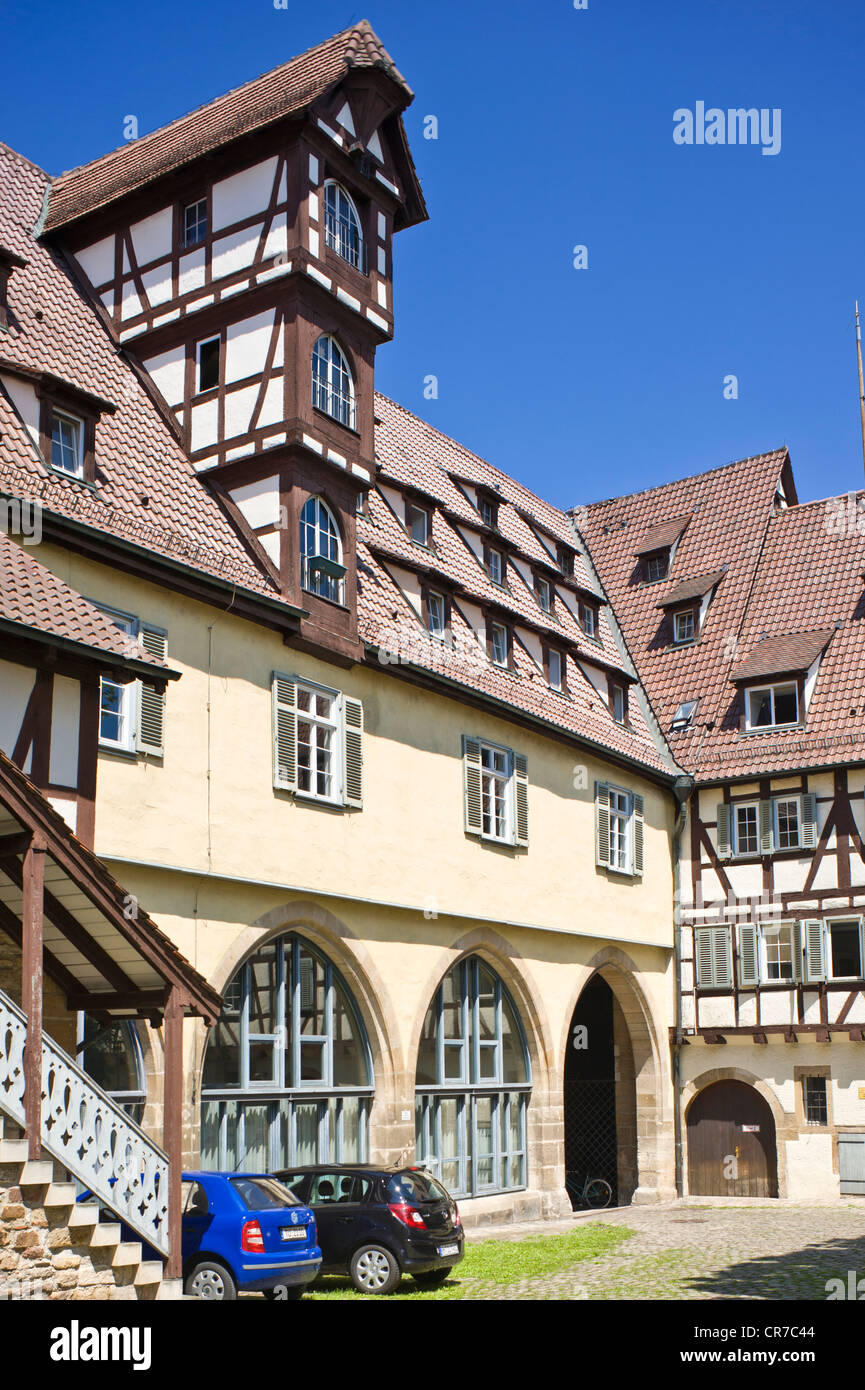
<box><xmin>687</xmin><ymin>1080</ymin><xmax>779</xmax><ymax>1197</ymax></box>
<box><xmin>564</xmin><ymin>975</ymin><xmax>637</xmax><ymax>1208</ymax></box>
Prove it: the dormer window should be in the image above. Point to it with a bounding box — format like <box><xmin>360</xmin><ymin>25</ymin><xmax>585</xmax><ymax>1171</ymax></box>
<box><xmin>673</xmin><ymin>608</ymin><xmax>696</xmax><ymax>645</ymax></box>
<box><xmin>407</xmin><ymin>503</ymin><xmax>429</xmax><ymax>547</ymax></box>
<box><xmin>536</xmin><ymin>576</ymin><xmax>551</xmax><ymax>613</ymax></box>
<box><xmin>745</xmin><ymin>682</ymin><xmax>799</xmax><ymax>731</ymax></box>
<box><xmin>324</xmin><ymin>180</ymin><xmax>364</xmax><ymax>271</ymax></box>
<box><xmin>184</xmin><ymin>199</ymin><xmax>208</xmax><ymax>247</ymax></box>
<box><xmin>633</xmin><ymin>516</ymin><xmax>690</xmax><ymax>582</ymax></box>
<box><xmin>547</xmin><ymin>648</ymin><xmax>564</xmax><ymax>692</ymax></box>
<box><xmin>478</xmin><ymin>493</ymin><xmax>498</xmax><ymax>529</ymax></box>
<box><xmin>487</xmin><ymin>546</ymin><xmax>504</xmax><ymax>587</ymax></box>
<box><xmin>609</xmin><ymin>680</ymin><xmax>627</xmax><ymax>725</ymax></box>
<box><xmin>557</xmin><ymin>545</ymin><xmax>575</xmax><ymax>578</ymax></box>
<box><xmin>51</xmin><ymin>411</ymin><xmax>83</xmax><ymax>478</ymax></box>
<box><xmin>644</xmin><ymin>550</ymin><xmax>669</xmax><ymax>583</ymax></box>
<box><xmin>489</xmin><ymin>621</ymin><xmax>509</xmax><ymax>668</ymax></box>
<box><xmin>427</xmin><ymin>590</ymin><xmax>447</xmax><ymax>639</ymax></box>
<box><xmin>579</xmin><ymin>601</ymin><xmax>598</xmax><ymax>639</ymax></box>
<box><xmin>312</xmin><ymin>335</ymin><xmax>356</xmax><ymax>430</ymax></box>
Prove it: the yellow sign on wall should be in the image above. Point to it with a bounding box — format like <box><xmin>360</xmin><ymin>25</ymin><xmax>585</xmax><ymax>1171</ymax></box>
<box><xmin>859</xmin><ymin>1087</ymin><xmax>865</xmax><ymax>1100</ymax></box>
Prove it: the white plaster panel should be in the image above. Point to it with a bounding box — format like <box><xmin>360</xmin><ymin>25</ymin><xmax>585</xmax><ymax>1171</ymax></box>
<box><xmin>129</xmin><ymin>207</ymin><xmax>172</xmax><ymax>266</ymax></box>
<box><xmin>308</xmin><ymin>193</ymin><xmax>319</xmax><ymax>223</ymax></box>
<box><xmin>230</xmin><ymin>475</ymin><xmax>280</xmax><ymax>529</ymax></box>
<box><xmin>456</xmin><ymin>525</ymin><xmax>483</xmax><ymax>562</ymax></box>
<box><xmin>811</xmin><ymin>855</ymin><xmax>839</xmax><ymax>891</ymax></box>
<box><xmin>558</xmin><ymin>588</ymin><xmax>580</xmax><ymax>623</ymax></box>
<box><xmin>120</xmin><ymin>282</ymin><xmax>142</xmax><ymax>321</ymax></box>
<box><xmin>308</xmin><ymin>228</ymin><xmax>320</xmax><ymax>259</ymax></box>
<box><xmin>682</xmin><ymin>995</ymin><xmax>695</xmax><ymax>1028</ymax></box>
<box><xmin>698</xmin><ymin>788</ymin><xmax>720</xmax><ymax>823</ymax></box>
<box><xmin>785</xmin><ymin>1134</ymin><xmax>837</xmax><ymax>1200</ymax></box>
<box><xmin>223</xmin><ymin>384</ymin><xmax>259</xmax><ymax>440</ymax></box>
<box><xmin>772</xmin><ymin>858</ymin><xmax>810</xmax><ymax>894</ymax></box>
<box><xmin>388</xmin><ymin>564</ymin><xmax>423</xmax><ymax>618</ymax></box>
<box><xmin>46</xmin><ymin>797</ymin><xmax>77</xmax><ymax>834</ymax></box>
<box><xmin>699</xmin><ymin>867</ymin><xmax>727</xmax><ymax>907</ymax></box>
<box><xmin>460</xmin><ymin>601</ymin><xmax>486</xmax><ymax>642</ymax></box>
<box><xmin>178</xmin><ymin>246</ymin><xmax>206</xmax><ymax>296</ymax></box>
<box><xmin>376</xmin><ymin>280</ymin><xmax>387</xmax><ymax>308</ymax></box>
<box><xmin>49</xmin><ymin>674</ymin><xmax>80</xmax><ymax>788</ymax></box>
<box><xmin>696</xmin><ymin>996</ymin><xmax>736</xmax><ymax>1028</ymax></box>
<box><xmin>0</xmin><ymin>660</ymin><xmax>35</xmax><ymax>757</ymax></box>
<box><xmin>577</xmin><ymin>662</ymin><xmax>608</xmax><ymax>699</ymax></box>
<box><xmin>260</xmin><ymin>532</ymin><xmax>280</xmax><ymax>565</ymax></box>
<box><xmin>75</xmin><ymin>235</ymin><xmax>115</xmax><ymax>288</ymax></box>
<box><xmin>212</xmin><ymin>224</ymin><xmax>262</xmax><ymax>282</ymax></box>
<box><xmin>840</xmin><ymin>994</ymin><xmax>865</xmax><ymax>1024</ymax></box>
<box><xmin>140</xmin><ymin>264</ymin><xmax>173</xmax><ymax>308</ymax></box>
<box><xmin>512</xmin><ymin>557</ymin><xmax>534</xmax><ymax>590</ymax></box>
<box><xmin>378</xmin><ymin>485</ymin><xmax>405</xmax><ymax>519</ymax></box>
<box><xmin>681</xmin><ymin>961</ymin><xmax>694</xmax><ymax>992</ymax></box>
<box><xmin>759</xmin><ymin>990</ymin><xmax>796</xmax><ymax>1025</ymax></box>
<box><xmin>738</xmin><ymin>994</ymin><xmax>758</xmax><ymax>1026</ymax></box>
<box><xmin>377</xmin><ymin>246</ymin><xmax>387</xmax><ymax>276</ymax></box>
<box><xmin>225</xmin><ymin>311</ymin><xmax>275</xmax><ymax>385</ymax></box>
<box><xmin>257</xmin><ymin>377</ymin><xmax>284</xmax><ymax>430</ymax></box>
<box><xmin>335</xmin><ymin>102</ymin><xmax>355</xmax><ymax>135</ymax></box>
<box><xmin>520</xmin><ymin>630</ymin><xmax>544</xmax><ymax>670</ymax></box>
<box><xmin>1</xmin><ymin>375</ymin><xmax>40</xmax><ymax>449</ymax></box>
<box><xmin>190</xmin><ymin>399</ymin><xmax>219</xmax><ymax>451</ymax></box>
<box><xmin>803</xmin><ymin>991</ymin><xmax>822</xmax><ymax>1025</ymax></box>
<box><xmin>211</xmin><ymin>157</ymin><xmax>278</xmax><ymax>232</ymax></box>
<box><xmin>143</xmin><ymin>346</ymin><xmax>186</xmax><ymax>407</ymax></box>
<box><xmin>367</xmin><ymin>128</ymin><xmax>384</xmax><ymax>161</ymax></box>
<box><xmin>309</xmin><ymin>155</ymin><xmax>319</xmax><ymax>184</ymax></box>
<box><xmin>726</xmin><ymin>863</ymin><xmax>764</xmax><ymax>899</ymax></box>
<box><xmin>377</xmin><ymin>212</ymin><xmax>386</xmax><ymax>240</ymax></box>
<box><xmin>262</xmin><ymin>211</ymin><xmax>287</xmax><ymax>261</ymax></box>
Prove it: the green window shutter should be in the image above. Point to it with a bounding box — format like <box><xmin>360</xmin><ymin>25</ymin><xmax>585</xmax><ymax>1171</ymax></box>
<box><xmin>595</xmin><ymin>782</ymin><xmax>610</xmax><ymax>868</ymax></box>
<box><xmin>805</xmin><ymin>919</ymin><xmax>826</xmax><ymax>983</ymax></box>
<box><xmin>801</xmin><ymin>792</ymin><xmax>818</xmax><ymax>849</ymax></box>
<box><xmin>136</xmin><ymin>624</ymin><xmax>168</xmax><ymax>757</ymax></box>
<box><xmin>272</xmin><ymin>673</ymin><xmax>297</xmax><ymax>792</ymax></box>
<box><xmin>716</xmin><ymin>803</ymin><xmax>732</xmax><ymax>859</ymax></box>
<box><xmin>792</xmin><ymin>921</ymin><xmax>804</xmax><ymax>982</ymax></box>
<box><xmin>759</xmin><ymin>799</ymin><xmax>774</xmax><ymax>855</ymax></box>
<box><xmin>631</xmin><ymin>793</ymin><xmax>644</xmax><ymax>877</ymax></box>
<box><xmin>513</xmin><ymin>752</ymin><xmax>529</xmax><ymax>848</ymax></box>
<box><xmin>738</xmin><ymin>923</ymin><xmax>759</xmax><ymax>988</ymax></box>
<box><xmin>713</xmin><ymin>926</ymin><xmax>733</xmax><ymax>989</ymax></box>
<box><xmin>463</xmin><ymin>736</ymin><xmax>483</xmax><ymax>835</ymax></box>
<box><xmin>342</xmin><ymin>696</ymin><xmax>364</xmax><ymax>809</ymax></box>
<box><xmin>695</xmin><ymin>928</ymin><xmax>716</xmax><ymax>988</ymax></box>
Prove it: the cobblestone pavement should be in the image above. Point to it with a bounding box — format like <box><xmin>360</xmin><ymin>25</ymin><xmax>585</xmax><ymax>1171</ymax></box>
<box><xmin>462</xmin><ymin>1201</ymin><xmax>865</xmax><ymax>1300</ymax></box>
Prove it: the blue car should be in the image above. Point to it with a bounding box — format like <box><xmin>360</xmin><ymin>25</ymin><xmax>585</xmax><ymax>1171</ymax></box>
<box><xmin>180</xmin><ymin>1171</ymin><xmax>321</xmax><ymax>1300</ymax></box>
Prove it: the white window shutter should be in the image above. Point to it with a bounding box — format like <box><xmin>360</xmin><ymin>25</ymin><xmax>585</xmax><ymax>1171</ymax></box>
<box><xmin>631</xmin><ymin>793</ymin><xmax>644</xmax><ymax>876</ymax></box>
<box><xmin>804</xmin><ymin>919</ymin><xmax>826</xmax><ymax>983</ymax></box>
<box><xmin>272</xmin><ymin>673</ymin><xmax>297</xmax><ymax>791</ymax></box>
<box><xmin>463</xmin><ymin>736</ymin><xmax>483</xmax><ymax>835</ymax></box>
<box><xmin>695</xmin><ymin>928</ymin><xmax>716</xmax><ymax>988</ymax></box>
<box><xmin>759</xmin><ymin>799</ymin><xmax>774</xmax><ymax>855</ymax></box>
<box><xmin>716</xmin><ymin>804</ymin><xmax>732</xmax><ymax>859</ymax></box>
<box><xmin>342</xmin><ymin>695</ymin><xmax>363</xmax><ymax>808</ymax></box>
<box><xmin>712</xmin><ymin>926</ymin><xmax>733</xmax><ymax>989</ymax></box>
<box><xmin>802</xmin><ymin>792</ymin><xmax>818</xmax><ymax>849</ymax></box>
<box><xmin>136</xmin><ymin>624</ymin><xmax>167</xmax><ymax>756</ymax></box>
<box><xmin>595</xmin><ymin>782</ymin><xmax>610</xmax><ymax>868</ymax></box>
<box><xmin>513</xmin><ymin>752</ymin><xmax>529</xmax><ymax>848</ymax></box>
<box><xmin>738</xmin><ymin>923</ymin><xmax>759</xmax><ymax>988</ymax></box>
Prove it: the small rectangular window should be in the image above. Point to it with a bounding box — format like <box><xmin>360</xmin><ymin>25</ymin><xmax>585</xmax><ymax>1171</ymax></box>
<box><xmin>746</xmin><ymin>683</ymin><xmax>799</xmax><ymax>730</ymax></box>
<box><xmin>762</xmin><ymin>923</ymin><xmax>795</xmax><ymax>980</ymax></box>
<box><xmin>536</xmin><ymin>577</ymin><xmax>551</xmax><ymax>613</ymax></box>
<box><xmin>580</xmin><ymin>602</ymin><xmax>596</xmax><ymax>638</ymax></box>
<box><xmin>296</xmin><ymin>683</ymin><xmax>340</xmax><ymax>803</ymax></box>
<box><xmin>488</xmin><ymin>548</ymin><xmax>504</xmax><ymax>585</ymax></box>
<box><xmin>479</xmin><ymin>497</ymin><xmax>497</xmax><ymax>529</ymax></box>
<box><xmin>197</xmin><ymin>337</ymin><xmax>220</xmax><ymax>393</ymax></box>
<box><xmin>548</xmin><ymin>649</ymin><xmax>562</xmax><ymax>691</ymax></box>
<box><xmin>645</xmin><ymin>552</ymin><xmax>669</xmax><ymax>582</ymax></box>
<box><xmin>490</xmin><ymin>623</ymin><xmax>508</xmax><ymax>667</ymax></box>
<box><xmin>558</xmin><ymin>546</ymin><xmax>574</xmax><ymax>578</ymax></box>
<box><xmin>428</xmin><ymin>591</ymin><xmax>446</xmax><ymax>638</ymax></box>
<box><xmin>51</xmin><ymin>412</ymin><xmax>83</xmax><ymax>477</ymax></box>
<box><xmin>828</xmin><ymin>919</ymin><xmax>863</xmax><ymax>978</ymax></box>
<box><xmin>480</xmin><ymin>743</ymin><xmax>511</xmax><ymax>842</ymax></box>
<box><xmin>408</xmin><ymin>504</ymin><xmax>429</xmax><ymax>546</ymax></box>
<box><xmin>184</xmin><ymin>199</ymin><xmax>208</xmax><ymax>247</ymax></box>
<box><xmin>734</xmin><ymin>802</ymin><xmax>759</xmax><ymax>856</ymax></box>
<box><xmin>774</xmin><ymin>797</ymin><xmax>801</xmax><ymax>850</ymax></box>
<box><xmin>671</xmin><ymin>699</ymin><xmax>697</xmax><ymax>731</ymax></box>
<box><xmin>673</xmin><ymin>609</ymin><xmax>695</xmax><ymax>644</ymax></box>
<box><xmin>96</xmin><ymin>606</ymin><xmax>139</xmax><ymax>752</ymax></box>
<box><xmin>611</xmin><ymin>684</ymin><xmax>625</xmax><ymax>724</ymax></box>
<box><xmin>608</xmin><ymin>788</ymin><xmax>631</xmax><ymax>872</ymax></box>
<box><xmin>803</xmin><ymin>1076</ymin><xmax>828</xmax><ymax>1126</ymax></box>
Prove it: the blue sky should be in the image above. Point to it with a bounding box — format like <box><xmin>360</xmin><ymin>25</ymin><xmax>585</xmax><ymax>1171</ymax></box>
<box><xmin>3</xmin><ymin>0</ymin><xmax>865</xmax><ymax>510</ymax></box>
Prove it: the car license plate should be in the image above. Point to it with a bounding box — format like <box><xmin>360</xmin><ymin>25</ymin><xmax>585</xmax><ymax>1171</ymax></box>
<box><xmin>280</xmin><ymin>1227</ymin><xmax>307</xmax><ymax>1241</ymax></box>
<box><xmin>438</xmin><ymin>1243</ymin><xmax>459</xmax><ymax>1256</ymax></box>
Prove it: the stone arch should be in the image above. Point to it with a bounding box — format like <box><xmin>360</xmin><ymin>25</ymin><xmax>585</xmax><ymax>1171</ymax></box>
<box><xmin>682</xmin><ymin>1066</ymin><xmax>794</xmax><ymax>1199</ymax></box>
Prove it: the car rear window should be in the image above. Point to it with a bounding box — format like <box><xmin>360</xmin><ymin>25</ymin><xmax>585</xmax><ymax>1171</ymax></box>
<box><xmin>230</xmin><ymin>1177</ymin><xmax>302</xmax><ymax>1211</ymax></box>
<box><xmin>385</xmin><ymin>1171</ymin><xmax>450</xmax><ymax>1203</ymax></box>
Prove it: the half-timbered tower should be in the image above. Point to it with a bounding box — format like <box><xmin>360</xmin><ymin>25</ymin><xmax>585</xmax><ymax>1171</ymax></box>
<box><xmin>580</xmin><ymin>457</ymin><xmax>865</xmax><ymax>1200</ymax></box>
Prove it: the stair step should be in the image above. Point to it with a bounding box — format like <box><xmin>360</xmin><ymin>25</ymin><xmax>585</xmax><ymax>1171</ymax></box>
<box><xmin>156</xmin><ymin>1278</ymin><xmax>190</xmax><ymax>1301</ymax></box>
<box><xmin>44</xmin><ymin>1182</ymin><xmax>78</xmax><ymax>1208</ymax></box>
<box><xmin>112</xmin><ymin>1241</ymin><xmax>143</xmax><ymax>1268</ymax></box>
<box><xmin>0</xmin><ymin>1139</ymin><xmax>29</xmax><ymax>1164</ymax></box>
<box><xmin>90</xmin><ymin>1222</ymin><xmax>121</xmax><ymax>1248</ymax></box>
<box><xmin>19</xmin><ymin>1160</ymin><xmax>55</xmax><ymax>1187</ymax></box>
<box><xmin>69</xmin><ymin>1202</ymin><xmax>101</xmax><ymax>1229</ymax></box>
<box><xmin>134</xmin><ymin>1261</ymin><xmax>164</xmax><ymax>1287</ymax></box>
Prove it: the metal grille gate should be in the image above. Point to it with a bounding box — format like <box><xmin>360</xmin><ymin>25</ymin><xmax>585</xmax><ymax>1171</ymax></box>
<box><xmin>563</xmin><ymin>1078</ymin><xmax>618</xmax><ymax>1206</ymax></box>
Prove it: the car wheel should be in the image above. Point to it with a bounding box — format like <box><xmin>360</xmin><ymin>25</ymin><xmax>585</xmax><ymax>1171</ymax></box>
<box><xmin>184</xmin><ymin>1261</ymin><xmax>237</xmax><ymax>1301</ymax></box>
<box><xmin>262</xmin><ymin>1285</ymin><xmax>305</xmax><ymax>1300</ymax></box>
<box><xmin>412</xmin><ymin>1268</ymin><xmax>450</xmax><ymax>1288</ymax></box>
<box><xmin>349</xmin><ymin>1244</ymin><xmax>401</xmax><ymax>1295</ymax></box>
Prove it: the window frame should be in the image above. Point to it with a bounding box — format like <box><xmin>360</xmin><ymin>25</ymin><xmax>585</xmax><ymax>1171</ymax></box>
<box><xmin>299</xmin><ymin>495</ymin><xmax>345</xmax><ymax>605</ymax></box>
<box><xmin>311</xmin><ymin>334</ymin><xmax>357</xmax><ymax>431</ymax></box>
<box><xmin>407</xmin><ymin>502</ymin><xmax>429</xmax><ymax>547</ymax></box>
<box><xmin>196</xmin><ymin>335</ymin><xmax>221</xmax><ymax>395</ymax></box>
<box><xmin>294</xmin><ymin>678</ymin><xmax>344</xmax><ymax>807</ymax></box>
<box><xmin>672</xmin><ymin>606</ymin><xmax>696</xmax><ymax>645</ymax></box>
<box><xmin>323</xmin><ymin>179</ymin><xmax>365</xmax><ymax>273</ymax></box>
<box><xmin>478</xmin><ymin>739</ymin><xmax>514</xmax><ymax>844</ymax></box>
<box><xmin>478</xmin><ymin>495</ymin><xmax>498</xmax><ymax>530</ymax></box>
<box><xmin>183</xmin><ymin>198</ymin><xmax>208</xmax><ymax>248</ymax></box>
<box><xmin>744</xmin><ymin>681</ymin><xmax>801</xmax><ymax>732</ymax></box>
<box><xmin>535</xmin><ymin>575</ymin><xmax>552</xmax><ymax>614</ymax></box>
<box><xmin>758</xmin><ymin>920</ymin><xmax>797</xmax><ymax>983</ymax></box>
<box><xmin>773</xmin><ymin>795</ymin><xmax>802</xmax><ymax>851</ymax></box>
<box><xmin>802</xmin><ymin>1075</ymin><xmax>829</xmax><ymax>1127</ymax></box>
<box><xmin>644</xmin><ymin>550</ymin><xmax>669</xmax><ymax>583</ymax></box>
<box><xmin>425</xmin><ymin>588</ymin><xmax>448</xmax><ymax>640</ymax></box>
<box><xmin>488</xmin><ymin>620</ymin><xmax>510</xmax><ymax>669</ymax></box>
<box><xmin>609</xmin><ymin>679</ymin><xmax>627</xmax><ymax>725</ymax></box>
<box><xmin>546</xmin><ymin>646</ymin><xmax>564</xmax><ymax>692</ymax></box>
<box><xmin>670</xmin><ymin>699</ymin><xmax>698</xmax><ymax>731</ymax></box>
<box><xmin>50</xmin><ymin>409</ymin><xmax>85</xmax><ymax>479</ymax></box>
<box><xmin>486</xmin><ymin>544</ymin><xmax>505</xmax><ymax>588</ymax></box>
<box><xmin>825</xmin><ymin>916</ymin><xmax>864</xmax><ymax>981</ymax></box>
<box><xmin>579</xmin><ymin>600</ymin><xmax>598</xmax><ymax>639</ymax></box>
<box><xmin>732</xmin><ymin>800</ymin><xmax>760</xmax><ymax>857</ymax></box>
<box><xmin>94</xmin><ymin>604</ymin><xmax>140</xmax><ymax>753</ymax></box>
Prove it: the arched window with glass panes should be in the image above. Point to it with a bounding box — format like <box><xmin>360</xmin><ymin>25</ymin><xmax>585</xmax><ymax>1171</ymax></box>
<box><xmin>415</xmin><ymin>956</ymin><xmax>530</xmax><ymax>1197</ymax></box>
<box><xmin>78</xmin><ymin>1015</ymin><xmax>146</xmax><ymax>1123</ymax></box>
<box><xmin>201</xmin><ymin>934</ymin><xmax>373</xmax><ymax>1171</ymax></box>
<box><xmin>299</xmin><ymin>495</ymin><xmax>344</xmax><ymax>603</ymax></box>
<box><xmin>323</xmin><ymin>180</ymin><xmax>364</xmax><ymax>271</ymax></box>
<box><xmin>312</xmin><ymin>334</ymin><xmax>355</xmax><ymax>430</ymax></box>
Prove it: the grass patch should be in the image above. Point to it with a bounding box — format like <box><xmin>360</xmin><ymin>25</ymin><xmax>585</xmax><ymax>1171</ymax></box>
<box><xmin>302</xmin><ymin>1223</ymin><xmax>635</xmax><ymax>1300</ymax></box>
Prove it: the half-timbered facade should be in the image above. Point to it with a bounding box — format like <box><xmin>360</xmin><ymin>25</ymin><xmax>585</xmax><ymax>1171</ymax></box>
<box><xmin>581</xmin><ymin>457</ymin><xmax>865</xmax><ymax>1200</ymax></box>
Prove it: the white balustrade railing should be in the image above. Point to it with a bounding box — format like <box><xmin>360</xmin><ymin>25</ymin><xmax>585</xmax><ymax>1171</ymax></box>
<box><xmin>0</xmin><ymin>987</ymin><xmax>169</xmax><ymax>1257</ymax></box>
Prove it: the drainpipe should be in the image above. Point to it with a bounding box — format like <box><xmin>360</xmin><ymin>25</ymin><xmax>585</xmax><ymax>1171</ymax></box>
<box><xmin>671</xmin><ymin>774</ymin><xmax>694</xmax><ymax>1198</ymax></box>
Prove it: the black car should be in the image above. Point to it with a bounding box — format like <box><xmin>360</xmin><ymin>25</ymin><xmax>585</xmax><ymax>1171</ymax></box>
<box><xmin>275</xmin><ymin>1164</ymin><xmax>464</xmax><ymax>1294</ymax></box>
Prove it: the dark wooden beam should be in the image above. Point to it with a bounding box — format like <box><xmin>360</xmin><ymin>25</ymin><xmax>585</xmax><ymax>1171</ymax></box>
<box><xmin>0</xmin><ymin>856</ymin><xmax>137</xmax><ymax>994</ymax></box>
<box><xmin>163</xmin><ymin>986</ymin><xmax>184</xmax><ymax>1282</ymax></box>
<box><xmin>0</xmin><ymin>832</ymin><xmax>32</xmax><ymax>857</ymax></box>
<box><xmin>753</xmin><ymin>1032</ymin><xmax>768</xmax><ymax>1045</ymax></box>
<box><xmin>65</xmin><ymin>989</ymin><xmax>167</xmax><ymax>1014</ymax></box>
<box><xmin>21</xmin><ymin>836</ymin><xmax>46</xmax><ymax>1160</ymax></box>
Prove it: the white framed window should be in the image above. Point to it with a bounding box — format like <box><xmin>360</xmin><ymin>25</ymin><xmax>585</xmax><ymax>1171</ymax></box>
<box><xmin>490</xmin><ymin>622</ymin><xmax>508</xmax><ymax>667</ymax></box>
<box><xmin>827</xmin><ymin>918</ymin><xmax>864</xmax><ymax>980</ymax></box>
<box><xmin>611</xmin><ymin>684</ymin><xmax>625</xmax><ymax>724</ymax></box>
<box><xmin>536</xmin><ymin>577</ymin><xmax>551</xmax><ymax>613</ymax></box>
<box><xmin>407</xmin><ymin>503</ymin><xmax>429</xmax><ymax>546</ymax></box>
<box><xmin>462</xmin><ymin>737</ymin><xmax>529</xmax><ymax>848</ymax></box>
<box><xmin>479</xmin><ymin>497</ymin><xmax>496</xmax><ymax>529</ymax></box>
<box><xmin>760</xmin><ymin>922</ymin><xmax>796</xmax><ymax>981</ymax></box>
<box><xmin>673</xmin><ymin>609</ymin><xmax>695</xmax><ymax>644</ymax></box>
<box><xmin>548</xmin><ymin>649</ymin><xmax>563</xmax><ymax>691</ymax></box>
<box><xmin>580</xmin><ymin>602</ymin><xmax>596</xmax><ymax>638</ymax></box>
<box><xmin>300</xmin><ymin>496</ymin><xmax>344</xmax><ymax>603</ymax></box>
<box><xmin>774</xmin><ymin>795</ymin><xmax>801</xmax><ymax>850</ymax></box>
<box><xmin>94</xmin><ymin>606</ymin><xmax>167</xmax><ymax>757</ymax></box>
<box><xmin>296</xmin><ymin>683</ymin><xmax>341</xmax><ymax>803</ymax></box>
<box><xmin>51</xmin><ymin>411</ymin><xmax>84</xmax><ymax>477</ymax></box>
<box><xmin>719</xmin><ymin>793</ymin><xmax>816</xmax><ymax>859</ymax></box>
<box><xmin>671</xmin><ymin>699</ymin><xmax>697</xmax><ymax>731</ymax></box>
<box><xmin>645</xmin><ymin>551</ymin><xmax>668</xmax><ymax>582</ymax></box>
<box><xmin>595</xmin><ymin>782</ymin><xmax>644</xmax><ymax>877</ymax></box>
<box><xmin>427</xmin><ymin>591</ymin><xmax>446</xmax><ymax>639</ymax></box>
<box><xmin>312</xmin><ymin>334</ymin><xmax>356</xmax><ymax>429</ymax></box>
<box><xmin>488</xmin><ymin>548</ymin><xmax>504</xmax><ymax>586</ymax></box>
<box><xmin>272</xmin><ymin>674</ymin><xmax>363</xmax><ymax>810</ymax></box>
<box><xmin>323</xmin><ymin>180</ymin><xmax>364</xmax><ymax>270</ymax></box>
<box><xmin>745</xmin><ymin>682</ymin><xmax>799</xmax><ymax>730</ymax></box>
<box><xmin>196</xmin><ymin>337</ymin><xmax>220</xmax><ymax>393</ymax></box>
<box><xmin>733</xmin><ymin>801</ymin><xmax>760</xmax><ymax>856</ymax></box>
<box><xmin>184</xmin><ymin>199</ymin><xmax>207</xmax><ymax>247</ymax></box>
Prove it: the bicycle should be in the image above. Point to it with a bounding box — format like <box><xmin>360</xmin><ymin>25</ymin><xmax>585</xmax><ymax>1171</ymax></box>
<box><xmin>566</xmin><ymin>1172</ymin><xmax>614</xmax><ymax>1209</ymax></box>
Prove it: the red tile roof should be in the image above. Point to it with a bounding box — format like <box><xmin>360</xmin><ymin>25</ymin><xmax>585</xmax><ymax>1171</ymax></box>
<box><xmin>633</xmin><ymin>515</ymin><xmax>692</xmax><ymax>555</ymax></box>
<box><xmin>730</xmin><ymin>628</ymin><xmax>836</xmax><ymax>682</ymax></box>
<box><xmin>656</xmin><ymin>570</ymin><xmax>726</xmax><ymax>609</ymax></box>
<box><xmin>44</xmin><ymin>22</ymin><xmax>415</xmax><ymax>232</ymax></box>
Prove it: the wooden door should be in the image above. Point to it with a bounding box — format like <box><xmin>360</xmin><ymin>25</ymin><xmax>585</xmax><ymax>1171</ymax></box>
<box><xmin>687</xmin><ymin>1080</ymin><xmax>778</xmax><ymax>1197</ymax></box>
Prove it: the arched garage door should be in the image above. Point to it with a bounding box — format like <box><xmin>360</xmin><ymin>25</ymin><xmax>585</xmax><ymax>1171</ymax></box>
<box><xmin>687</xmin><ymin>1080</ymin><xmax>778</xmax><ymax>1198</ymax></box>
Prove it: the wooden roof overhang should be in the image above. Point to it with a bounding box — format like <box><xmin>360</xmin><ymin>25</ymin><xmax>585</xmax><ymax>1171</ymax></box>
<box><xmin>0</xmin><ymin>750</ymin><xmax>221</xmax><ymax>1026</ymax></box>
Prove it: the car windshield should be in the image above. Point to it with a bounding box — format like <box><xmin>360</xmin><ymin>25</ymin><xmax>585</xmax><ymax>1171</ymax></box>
<box><xmin>386</xmin><ymin>1171</ymin><xmax>450</xmax><ymax>1203</ymax></box>
<box><xmin>230</xmin><ymin>1177</ymin><xmax>302</xmax><ymax>1210</ymax></box>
